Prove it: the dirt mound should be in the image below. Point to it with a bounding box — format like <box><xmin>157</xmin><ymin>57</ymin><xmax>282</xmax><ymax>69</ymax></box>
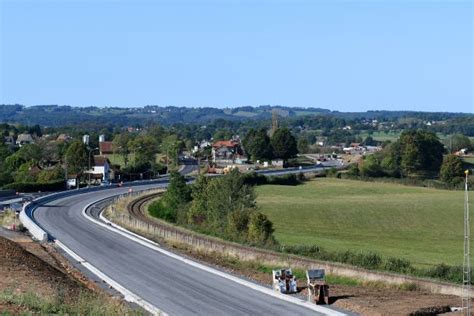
<box><xmin>0</xmin><ymin>236</ymin><xmax>83</xmax><ymax>301</ymax></box>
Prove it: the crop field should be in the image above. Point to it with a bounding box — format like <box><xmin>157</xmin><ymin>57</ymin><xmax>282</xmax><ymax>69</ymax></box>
<box><xmin>256</xmin><ymin>178</ymin><xmax>473</xmax><ymax>268</ymax></box>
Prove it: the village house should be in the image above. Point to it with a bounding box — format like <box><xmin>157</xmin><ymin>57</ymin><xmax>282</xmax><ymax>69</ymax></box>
<box><xmin>212</xmin><ymin>139</ymin><xmax>243</xmax><ymax>163</ymax></box>
<box><xmin>192</xmin><ymin>140</ymin><xmax>212</xmax><ymax>153</ymax></box>
<box><xmin>87</xmin><ymin>156</ymin><xmax>111</xmax><ymax>183</ymax></box>
<box><xmin>56</xmin><ymin>134</ymin><xmax>73</xmax><ymax>142</ymax></box>
<box><xmin>15</xmin><ymin>133</ymin><xmax>35</xmax><ymax>147</ymax></box>
<box><xmin>3</xmin><ymin>136</ymin><xmax>15</xmax><ymax>147</ymax></box>
<box><xmin>99</xmin><ymin>141</ymin><xmax>114</xmax><ymax>155</ymax></box>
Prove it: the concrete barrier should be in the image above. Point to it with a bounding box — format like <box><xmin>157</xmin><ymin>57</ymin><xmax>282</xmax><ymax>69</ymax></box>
<box><xmin>19</xmin><ymin>205</ymin><xmax>48</xmax><ymax>241</ymax></box>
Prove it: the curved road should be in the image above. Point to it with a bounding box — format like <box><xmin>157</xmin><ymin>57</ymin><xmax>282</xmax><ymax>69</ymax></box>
<box><xmin>32</xmin><ymin>164</ymin><xmax>345</xmax><ymax>315</ymax></box>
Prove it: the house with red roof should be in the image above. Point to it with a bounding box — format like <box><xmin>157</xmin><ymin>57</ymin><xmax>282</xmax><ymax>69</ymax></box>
<box><xmin>99</xmin><ymin>141</ymin><xmax>114</xmax><ymax>155</ymax></box>
<box><xmin>212</xmin><ymin>139</ymin><xmax>243</xmax><ymax>163</ymax></box>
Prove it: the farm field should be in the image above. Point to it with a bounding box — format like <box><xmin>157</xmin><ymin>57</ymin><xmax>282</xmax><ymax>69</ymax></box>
<box><xmin>256</xmin><ymin>178</ymin><xmax>473</xmax><ymax>268</ymax></box>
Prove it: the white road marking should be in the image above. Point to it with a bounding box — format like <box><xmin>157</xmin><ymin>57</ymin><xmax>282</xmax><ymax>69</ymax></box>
<box><xmin>55</xmin><ymin>239</ymin><xmax>166</xmax><ymax>316</ymax></box>
<box><xmin>82</xmin><ymin>198</ymin><xmax>347</xmax><ymax>316</ymax></box>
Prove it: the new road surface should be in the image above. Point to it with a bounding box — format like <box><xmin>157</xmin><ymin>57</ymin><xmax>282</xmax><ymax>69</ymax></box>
<box><xmin>31</xmin><ymin>164</ymin><xmax>347</xmax><ymax>315</ymax></box>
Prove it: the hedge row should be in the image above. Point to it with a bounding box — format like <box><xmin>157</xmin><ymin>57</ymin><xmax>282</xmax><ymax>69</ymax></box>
<box><xmin>3</xmin><ymin>180</ymin><xmax>66</xmax><ymax>193</ymax></box>
<box><xmin>280</xmin><ymin>244</ymin><xmax>467</xmax><ymax>284</ymax></box>
<box><xmin>243</xmin><ymin>172</ymin><xmax>305</xmax><ymax>186</ymax></box>
<box><xmin>323</xmin><ymin>167</ymin><xmax>471</xmax><ymax>191</ymax></box>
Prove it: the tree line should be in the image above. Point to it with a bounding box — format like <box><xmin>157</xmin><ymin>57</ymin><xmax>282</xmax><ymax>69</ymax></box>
<box><xmin>346</xmin><ymin>130</ymin><xmax>469</xmax><ymax>185</ymax></box>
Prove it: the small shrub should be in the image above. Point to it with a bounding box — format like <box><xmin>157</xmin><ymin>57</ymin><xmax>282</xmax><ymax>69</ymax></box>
<box><xmin>268</xmin><ymin>174</ymin><xmax>300</xmax><ymax>185</ymax></box>
<box><xmin>424</xmin><ymin>264</ymin><xmax>464</xmax><ymax>283</ymax></box>
<box><xmin>248</xmin><ymin>212</ymin><xmax>276</xmax><ymax>246</ymax></box>
<box><xmin>326</xmin><ymin>167</ymin><xmax>340</xmax><ymax>178</ymax></box>
<box><xmin>280</xmin><ymin>244</ymin><xmax>322</xmax><ymax>258</ymax></box>
<box><xmin>242</xmin><ymin>172</ymin><xmax>268</xmax><ymax>186</ymax></box>
<box><xmin>384</xmin><ymin>257</ymin><xmax>413</xmax><ymax>274</ymax></box>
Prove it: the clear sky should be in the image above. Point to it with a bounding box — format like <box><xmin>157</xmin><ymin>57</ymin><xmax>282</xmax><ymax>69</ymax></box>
<box><xmin>0</xmin><ymin>0</ymin><xmax>472</xmax><ymax>112</ymax></box>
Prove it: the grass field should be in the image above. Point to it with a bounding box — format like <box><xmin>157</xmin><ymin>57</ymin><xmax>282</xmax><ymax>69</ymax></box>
<box><xmin>256</xmin><ymin>178</ymin><xmax>473</xmax><ymax>268</ymax></box>
<box><xmin>358</xmin><ymin>131</ymin><xmax>401</xmax><ymax>142</ymax></box>
<box><xmin>357</xmin><ymin>131</ymin><xmax>472</xmax><ymax>143</ymax></box>
<box><xmin>106</xmin><ymin>153</ymin><xmax>167</xmax><ymax>167</ymax></box>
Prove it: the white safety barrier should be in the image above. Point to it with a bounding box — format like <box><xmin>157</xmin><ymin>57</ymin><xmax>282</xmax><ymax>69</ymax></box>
<box><xmin>19</xmin><ymin>205</ymin><xmax>48</xmax><ymax>241</ymax></box>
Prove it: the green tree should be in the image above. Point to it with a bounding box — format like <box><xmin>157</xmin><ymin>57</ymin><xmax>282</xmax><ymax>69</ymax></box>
<box><xmin>270</xmin><ymin>128</ymin><xmax>298</xmax><ymax>161</ymax></box>
<box><xmin>65</xmin><ymin>141</ymin><xmax>89</xmax><ymax>174</ymax></box>
<box><xmin>161</xmin><ymin>135</ymin><xmax>184</xmax><ymax>169</ymax></box>
<box><xmin>444</xmin><ymin>134</ymin><xmax>472</xmax><ymax>153</ymax></box>
<box><xmin>359</xmin><ymin>155</ymin><xmax>383</xmax><ymax>177</ymax></box>
<box><xmin>362</xmin><ymin>136</ymin><xmax>377</xmax><ymax>146</ymax></box>
<box><xmin>297</xmin><ymin>137</ymin><xmax>310</xmax><ymax>154</ymax></box>
<box><xmin>392</xmin><ymin>130</ymin><xmax>444</xmax><ymax>177</ymax></box>
<box><xmin>187</xmin><ymin>175</ymin><xmax>210</xmax><ymax>225</ymax></box>
<box><xmin>14</xmin><ymin>161</ymin><xmax>38</xmax><ymax>183</ymax></box>
<box><xmin>37</xmin><ymin>165</ymin><xmax>65</xmax><ymax>182</ymax></box>
<box><xmin>439</xmin><ymin>154</ymin><xmax>464</xmax><ymax>184</ymax></box>
<box><xmin>130</xmin><ymin>135</ymin><xmax>159</xmax><ymax>164</ymax></box>
<box><xmin>227</xmin><ymin>209</ymin><xmax>252</xmax><ymax>241</ymax></box>
<box><xmin>149</xmin><ymin>171</ymin><xmax>191</xmax><ymax>222</ymax></box>
<box><xmin>248</xmin><ymin>212</ymin><xmax>275</xmax><ymax>245</ymax></box>
<box><xmin>113</xmin><ymin>132</ymin><xmax>132</xmax><ymax>166</ymax></box>
<box><xmin>15</xmin><ymin>144</ymin><xmax>43</xmax><ymax>163</ymax></box>
<box><xmin>243</xmin><ymin>128</ymin><xmax>272</xmax><ymax>162</ymax></box>
<box><xmin>188</xmin><ymin>169</ymin><xmax>257</xmax><ymax>235</ymax></box>
<box><xmin>380</xmin><ymin>142</ymin><xmax>402</xmax><ymax>177</ymax></box>
<box><xmin>213</xmin><ymin>129</ymin><xmax>232</xmax><ymax>141</ymax></box>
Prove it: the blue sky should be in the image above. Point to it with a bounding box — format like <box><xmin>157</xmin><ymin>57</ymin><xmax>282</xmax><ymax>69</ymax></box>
<box><xmin>0</xmin><ymin>0</ymin><xmax>472</xmax><ymax>112</ymax></box>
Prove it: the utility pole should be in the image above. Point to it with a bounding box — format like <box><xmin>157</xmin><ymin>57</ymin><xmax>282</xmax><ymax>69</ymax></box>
<box><xmin>463</xmin><ymin>169</ymin><xmax>471</xmax><ymax>315</ymax></box>
<box><xmin>88</xmin><ymin>147</ymin><xmax>98</xmax><ymax>188</ymax></box>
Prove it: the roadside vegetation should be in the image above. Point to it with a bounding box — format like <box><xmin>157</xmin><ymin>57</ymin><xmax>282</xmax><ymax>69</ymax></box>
<box><xmin>149</xmin><ymin>170</ymin><xmax>278</xmax><ymax>247</ymax></box>
<box><xmin>0</xmin><ymin>209</ymin><xmax>21</xmax><ymax>229</ymax></box>
<box><xmin>0</xmin><ymin>289</ymin><xmax>137</xmax><ymax>315</ymax></box>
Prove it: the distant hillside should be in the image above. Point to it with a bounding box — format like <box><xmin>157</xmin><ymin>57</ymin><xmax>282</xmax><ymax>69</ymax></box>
<box><xmin>0</xmin><ymin>104</ymin><xmax>470</xmax><ymax>127</ymax></box>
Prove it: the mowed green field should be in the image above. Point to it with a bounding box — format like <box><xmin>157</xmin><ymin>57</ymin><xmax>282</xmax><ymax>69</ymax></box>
<box><xmin>256</xmin><ymin>178</ymin><xmax>473</xmax><ymax>268</ymax></box>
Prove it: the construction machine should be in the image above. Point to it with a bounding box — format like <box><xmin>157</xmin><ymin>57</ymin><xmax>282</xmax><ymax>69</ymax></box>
<box><xmin>272</xmin><ymin>268</ymin><xmax>297</xmax><ymax>294</ymax></box>
<box><xmin>306</xmin><ymin>269</ymin><xmax>329</xmax><ymax>304</ymax></box>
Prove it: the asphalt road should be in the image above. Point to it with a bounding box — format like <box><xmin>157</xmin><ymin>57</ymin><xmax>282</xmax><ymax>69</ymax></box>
<box><xmin>32</xmin><ymin>164</ymin><xmax>346</xmax><ymax>315</ymax></box>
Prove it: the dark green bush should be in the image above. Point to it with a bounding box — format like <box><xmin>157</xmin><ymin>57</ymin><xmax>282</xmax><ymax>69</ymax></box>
<box><xmin>148</xmin><ymin>199</ymin><xmax>177</xmax><ymax>222</ymax></box>
<box><xmin>280</xmin><ymin>244</ymin><xmax>322</xmax><ymax>257</ymax></box>
<box><xmin>423</xmin><ymin>264</ymin><xmax>464</xmax><ymax>283</ymax></box>
<box><xmin>243</xmin><ymin>172</ymin><xmax>304</xmax><ymax>186</ymax></box>
<box><xmin>267</xmin><ymin>174</ymin><xmax>299</xmax><ymax>185</ymax></box>
<box><xmin>3</xmin><ymin>180</ymin><xmax>65</xmax><ymax>192</ymax></box>
<box><xmin>242</xmin><ymin>172</ymin><xmax>268</xmax><ymax>186</ymax></box>
<box><xmin>384</xmin><ymin>257</ymin><xmax>413</xmax><ymax>274</ymax></box>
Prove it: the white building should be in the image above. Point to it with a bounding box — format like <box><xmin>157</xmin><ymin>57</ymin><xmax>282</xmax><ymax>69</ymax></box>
<box><xmin>87</xmin><ymin>156</ymin><xmax>110</xmax><ymax>183</ymax></box>
<box><xmin>16</xmin><ymin>133</ymin><xmax>35</xmax><ymax>147</ymax></box>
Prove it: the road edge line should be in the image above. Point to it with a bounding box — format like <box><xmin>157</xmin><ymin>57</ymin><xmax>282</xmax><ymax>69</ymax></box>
<box><xmin>83</xmin><ymin>201</ymin><xmax>346</xmax><ymax>316</ymax></box>
<box><xmin>54</xmin><ymin>239</ymin><xmax>166</xmax><ymax>316</ymax></box>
